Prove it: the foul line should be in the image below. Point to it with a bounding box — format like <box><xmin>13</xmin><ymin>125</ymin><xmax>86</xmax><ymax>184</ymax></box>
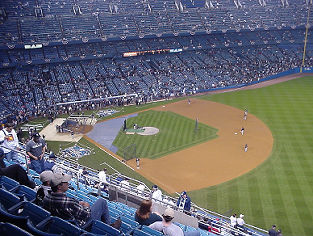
<box><xmin>83</xmin><ymin>135</ymin><xmax>134</xmax><ymax>171</ymax></box>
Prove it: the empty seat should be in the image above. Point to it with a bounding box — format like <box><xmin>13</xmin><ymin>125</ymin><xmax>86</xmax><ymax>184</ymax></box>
<box><xmin>33</xmin><ymin>216</ymin><xmax>84</xmax><ymax>236</ymax></box>
<box><xmin>120</xmin><ymin>215</ymin><xmax>139</xmax><ymax>228</ymax></box>
<box><xmin>0</xmin><ymin>188</ymin><xmax>21</xmax><ymax>209</ymax></box>
<box><xmin>84</xmin><ymin>220</ymin><xmax>122</xmax><ymax>236</ymax></box>
<box><xmin>141</xmin><ymin>225</ymin><xmax>163</xmax><ymax>236</ymax></box>
<box><xmin>11</xmin><ymin>185</ymin><xmax>37</xmax><ymax>202</ymax></box>
<box><xmin>0</xmin><ymin>176</ymin><xmax>20</xmax><ymax>191</ymax></box>
<box><xmin>8</xmin><ymin>201</ymin><xmax>51</xmax><ymax>226</ymax></box>
<box><xmin>133</xmin><ymin>228</ymin><xmax>151</xmax><ymax>236</ymax></box>
<box><xmin>0</xmin><ymin>222</ymin><xmax>33</xmax><ymax>236</ymax></box>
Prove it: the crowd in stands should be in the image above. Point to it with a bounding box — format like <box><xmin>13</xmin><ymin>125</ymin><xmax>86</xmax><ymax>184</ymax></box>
<box><xmin>0</xmin><ymin>0</ymin><xmax>311</xmax><ymax>45</ymax></box>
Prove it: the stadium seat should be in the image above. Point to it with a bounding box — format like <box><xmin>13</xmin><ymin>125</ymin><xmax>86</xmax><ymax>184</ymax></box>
<box><xmin>83</xmin><ymin>220</ymin><xmax>122</xmax><ymax>235</ymax></box>
<box><xmin>132</xmin><ymin>228</ymin><xmax>151</xmax><ymax>236</ymax></box>
<box><xmin>0</xmin><ymin>203</ymin><xmax>28</xmax><ymax>228</ymax></box>
<box><xmin>8</xmin><ymin>201</ymin><xmax>51</xmax><ymax>226</ymax></box>
<box><xmin>0</xmin><ymin>188</ymin><xmax>21</xmax><ymax>209</ymax></box>
<box><xmin>11</xmin><ymin>185</ymin><xmax>37</xmax><ymax>202</ymax></box>
<box><xmin>0</xmin><ymin>176</ymin><xmax>20</xmax><ymax>191</ymax></box>
<box><xmin>34</xmin><ymin>216</ymin><xmax>84</xmax><ymax>236</ymax></box>
<box><xmin>0</xmin><ymin>222</ymin><xmax>33</xmax><ymax>236</ymax></box>
<box><xmin>112</xmin><ymin>216</ymin><xmax>132</xmax><ymax>234</ymax></box>
<box><xmin>120</xmin><ymin>215</ymin><xmax>140</xmax><ymax>229</ymax></box>
<box><xmin>141</xmin><ymin>225</ymin><xmax>163</xmax><ymax>236</ymax></box>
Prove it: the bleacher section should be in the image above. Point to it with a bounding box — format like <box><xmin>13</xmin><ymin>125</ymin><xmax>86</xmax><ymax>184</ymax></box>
<box><xmin>0</xmin><ymin>148</ymin><xmax>267</xmax><ymax>235</ymax></box>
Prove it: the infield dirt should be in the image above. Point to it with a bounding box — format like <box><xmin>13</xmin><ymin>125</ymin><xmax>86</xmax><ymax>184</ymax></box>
<box><xmin>127</xmin><ymin>98</ymin><xmax>273</xmax><ymax>193</ymax></box>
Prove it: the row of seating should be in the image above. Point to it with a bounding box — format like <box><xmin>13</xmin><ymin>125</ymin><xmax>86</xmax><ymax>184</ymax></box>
<box><xmin>0</xmin><ymin>0</ymin><xmax>310</xmax><ymax>45</ymax></box>
<box><xmin>0</xmin><ymin>175</ymin><xmax>212</xmax><ymax>235</ymax></box>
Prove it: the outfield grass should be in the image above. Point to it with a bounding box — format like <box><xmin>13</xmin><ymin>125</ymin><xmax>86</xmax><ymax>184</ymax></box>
<box><xmin>112</xmin><ymin>110</ymin><xmax>218</xmax><ymax>159</ymax></box>
<box><xmin>188</xmin><ymin>77</ymin><xmax>313</xmax><ymax>235</ymax></box>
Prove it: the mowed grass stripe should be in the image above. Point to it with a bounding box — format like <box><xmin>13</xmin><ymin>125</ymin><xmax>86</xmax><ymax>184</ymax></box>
<box><xmin>113</xmin><ymin>110</ymin><xmax>217</xmax><ymax>159</ymax></box>
<box><xmin>189</xmin><ymin>77</ymin><xmax>313</xmax><ymax>235</ymax></box>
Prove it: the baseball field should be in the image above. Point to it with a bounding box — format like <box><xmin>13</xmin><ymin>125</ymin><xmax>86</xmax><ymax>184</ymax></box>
<box><xmin>46</xmin><ymin>76</ymin><xmax>313</xmax><ymax>235</ymax></box>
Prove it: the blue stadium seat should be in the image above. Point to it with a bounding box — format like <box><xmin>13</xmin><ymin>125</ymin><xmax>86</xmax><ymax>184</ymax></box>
<box><xmin>0</xmin><ymin>176</ymin><xmax>20</xmax><ymax>191</ymax></box>
<box><xmin>84</xmin><ymin>220</ymin><xmax>122</xmax><ymax>236</ymax></box>
<box><xmin>34</xmin><ymin>216</ymin><xmax>84</xmax><ymax>236</ymax></box>
<box><xmin>8</xmin><ymin>201</ymin><xmax>51</xmax><ymax>226</ymax></box>
<box><xmin>0</xmin><ymin>188</ymin><xmax>21</xmax><ymax>209</ymax></box>
<box><xmin>120</xmin><ymin>215</ymin><xmax>140</xmax><ymax>229</ymax></box>
<box><xmin>0</xmin><ymin>203</ymin><xmax>28</xmax><ymax>228</ymax></box>
<box><xmin>141</xmin><ymin>225</ymin><xmax>163</xmax><ymax>236</ymax></box>
<box><xmin>0</xmin><ymin>222</ymin><xmax>33</xmax><ymax>236</ymax></box>
<box><xmin>112</xmin><ymin>216</ymin><xmax>132</xmax><ymax>235</ymax></box>
<box><xmin>11</xmin><ymin>185</ymin><xmax>37</xmax><ymax>202</ymax></box>
<box><xmin>132</xmin><ymin>228</ymin><xmax>151</xmax><ymax>236</ymax></box>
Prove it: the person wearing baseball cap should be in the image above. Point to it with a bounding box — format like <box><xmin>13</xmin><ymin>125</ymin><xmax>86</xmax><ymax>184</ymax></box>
<box><xmin>149</xmin><ymin>207</ymin><xmax>200</xmax><ymax>236</ymax></box>
<box><xmin>43</xmin><ymin>172</ymin><xmax>112</xmax><ymax>227</ymax></box>
<box><xmin>0</xmin><ymin>122</ymin><xmax>20</xmax><ymax>163</ymax></box>
<box><xmin>35</xmin><ymin>170</ymin><xmax>54</xmax><ymax>206</ymax></box>
<box><xmin>26</xmin><ymin>133</ymin><xmax>46</xmax><ymax>173</ymax></box>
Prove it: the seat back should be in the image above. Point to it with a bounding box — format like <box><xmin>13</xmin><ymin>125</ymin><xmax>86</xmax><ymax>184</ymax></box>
<box><xmin>133</xmin><ymin>229</ymin><xmax>151</xmax><ymax>236</ymax></box>
<box><xmin>13</xmin><ymin>202</ymin><xmax>51</xmax><ymax>226</ymax></box>
<box><xmin>0</xmin><ymin>222</ymin><xmax>33</xmax><ymax>236</ymax></box>
<box><xmin>0</xmin><ymin>188</ymin><xmax>20</xmax><ymax>209</ymax></box>
<box><xmin>37</xmin><ymin>216</ymin><xmax>83</xmax><ymax>236</ymax></box>
<box><xmin>0</xmin><ymin>176</ymin><xmax>20</xmax><ymax>191</ymax></box>
<box><xmin>13</xmin><ymin>185</ymin><xmax>37</xmax><ymax>201</ymax></box>
<box><xmin>141</xmin><ymin>225</ymin><xmax>163</xmax><ymax>236</ymax></box>
<box><xmin>91</xmin><ymin>220</ymin><xmax>121</xmax><ymax>236</ymax></box>
<box><xmin>120</xmin><ymin>215</ymin><xmax>139</xmax><ymax>228</ymax></box>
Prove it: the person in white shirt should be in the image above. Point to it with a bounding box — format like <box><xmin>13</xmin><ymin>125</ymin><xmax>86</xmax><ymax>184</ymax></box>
<box><xmin>0</xmin><ymin>123</ymin><xmax>20</xmax><ymax>163</ymax></box>
<box><xmin>120</xmin><ymin>177</ymin><xmax>130</xmax><ymax>192</ymax></box>
<box><xmin>151</xmin><ymin>185</ymin><xmax>162</xmax><ymax>203</ymax></box>
<box><xmin>98</xmin><ymin>168</ymin><xmax>108</xmax><ymax>184</ymax></box>
<box><xmin>236</xmin><ymin>214</ymin><xmax>245</xmax><ymax>230</ymax></box>
<box><xmin>230</xmin><ymin>213</ymin><xmax>237</xmax><ymax>227</ymax></box>
<box><xmin>136</xmin><ymin>184</ymin><xmax>145</xmax><ymax>195</ymax></box>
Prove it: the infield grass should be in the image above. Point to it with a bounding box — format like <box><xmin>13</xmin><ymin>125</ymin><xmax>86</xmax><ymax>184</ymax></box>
<box><xmin>189</xmin><ymin>77</ymin><xmax>313</xmax><ymax>236</ymax></box>
<box><xmin>113</xmin><ymin>110</ymin><xmax>218</xmax><ymax>159</ymax></box>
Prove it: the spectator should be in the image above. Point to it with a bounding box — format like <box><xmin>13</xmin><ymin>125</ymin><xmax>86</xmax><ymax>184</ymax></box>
<box><xmin>0</xmin><ymin>123</ymin><xmax>20</xmax><ymax>163</ymax></box>
<box><xmin>43</xmin><ymin>172</ymin><xmax>113</xmax><ymax>227</ymax></box>
<box><xmin>230</xmin><ymin>213</ymin><xmax>237</xmax><ymax>227</ymax></box>
<box><xmin>0</xmin><ymin>148</ymin><xmax>35</xmax><ymax>188</ymax></box>
<box><xmin>151</xmin><ymin>185</ymin><xmax>162</xmax><ymax>203</ymax></box>
<box><xmin>177</xmin><ymin>191</ymin><xmax>191</xmax><ymax>212</ymax></box>
<box><xmin>135</xmin><ymin>199</ymin><xmax>162</xmax><ymax>225</ymax></box>
<box><xmin>268</xmin><ymin>225</ymin><xmax>277</xmax><ymax>236</ymax></box>
<box><xmin>149</xmin><ymin>207</ymin><xmax>200</xmax><ymax>236</ymax></box>
<box><xmin>136</xmin><ymin>184</ymin><xmax>145</xmax><ymax>195</ymax></box>
<box><xmin>26</xmin><ymin>133</ymin><xmax>46</xmax><ymax>173</ymax></box>
<box><xmin>120</xmin><ymin>177</ymin><xmax>130</xmax><ymax>191</ymax></box>
<box><xmin>277</xmin><ymin>229</ymin><xmax>282</xmax><ymax>236</ymax></box>
<box><xmin>236</xmin><ymin>214</ymin><xmax>245</xmax><ymax>230</ymax></box>
<box><xmin>35</xmin><ymin>170</ymin><xmax>54</xmax><ymax>206</ymax></box>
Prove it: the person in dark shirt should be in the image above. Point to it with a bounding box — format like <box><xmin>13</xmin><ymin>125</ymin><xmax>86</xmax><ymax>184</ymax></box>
<box><xmin>135</xmin><ymin>199</ymin><xmax>162</xmax><ymax>226</ymax></box>
<box><xmin>0</xmin><ymin>148</ymin><xmax>35</xmax><ymax>188</ymax></box>
<box><xmin>268</xmin><ymin>225</ymin><xmax>277</xmax><ymax>236</ymax></box>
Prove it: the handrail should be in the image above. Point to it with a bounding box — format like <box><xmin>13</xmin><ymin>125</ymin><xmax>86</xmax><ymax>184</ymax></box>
<box><xmin>0</xmin><ymin>145</ymin><xmax>29</xmax><ymax>173</ymax></box>
<box><xmin>2</xmin><ymin>144</ymin><xmax>267</xmax><ymax>235</ymax></box>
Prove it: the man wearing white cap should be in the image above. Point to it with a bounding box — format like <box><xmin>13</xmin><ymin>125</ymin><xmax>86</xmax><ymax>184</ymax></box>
<box><xmin>43</xmin><ymin>172</ymin><xmax>111</xmax><ymax>227</ymax></box>
<box><xmin>35</xmin><ymin>170</ymin><xmax>54</xmax><ymax>206</ymax></box>
<box><xmin>236</xmin><ymin>214</ymin><xmax>245</xmax><ymax>230</ymax></box>
<box><xmin>149</xmin><ymin>208</ymin><xmax>200</xmax><ymax>236</ymax></box>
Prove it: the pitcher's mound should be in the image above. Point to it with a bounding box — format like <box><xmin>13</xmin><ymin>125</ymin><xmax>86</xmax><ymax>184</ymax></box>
<box><xmin>126</xmin><ymin>127</ymin><xmax>159</xmax><ymax>136</ymax></box>
<box><xmin>139</xmin><ymin>127</ymin><xmax>159</xmax><ymax>136</ymax></box>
